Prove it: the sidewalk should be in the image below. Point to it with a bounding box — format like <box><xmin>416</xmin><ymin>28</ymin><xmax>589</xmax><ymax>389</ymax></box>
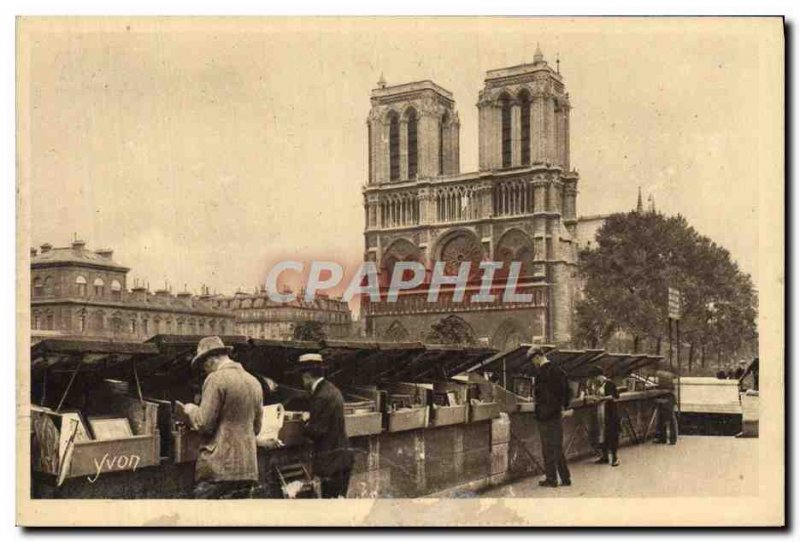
<box><xmin>481</xmin><ymin>435</ymin><xmax>759</xmax><ymax>498</ymax></box>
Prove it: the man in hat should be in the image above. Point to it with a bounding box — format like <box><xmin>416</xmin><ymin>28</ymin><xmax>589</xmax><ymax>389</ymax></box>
<box><xmin>588</xmin><ymin>366</ymin><xmax>621</xmax><ymax>466</ymax></box>
<box><xmin>297</xmin><ymin>352</ymin><xmax>354</xmax><ymax>498</ymax></box>
<box><xmin>529</xmin><ymin>346</ymin><xmax>572</xmax><ymax>487</ymax></box>
<box><xmin>178</xmin><ymin>336</ymin><xmax>264</xmax><ymax>499</ymax></box>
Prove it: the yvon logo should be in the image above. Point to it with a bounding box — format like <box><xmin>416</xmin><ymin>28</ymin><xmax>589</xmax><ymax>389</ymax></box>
<box><xmin>87</xmin><ymin>453</ymin><xmax>141</xmax><ymax>483</ymax></box>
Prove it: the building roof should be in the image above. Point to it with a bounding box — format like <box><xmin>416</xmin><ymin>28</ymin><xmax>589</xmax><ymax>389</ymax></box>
<box><xmin>31</xmin><ymin>241</ymin><xmax>129</xmax><ymax>272</ymax></box>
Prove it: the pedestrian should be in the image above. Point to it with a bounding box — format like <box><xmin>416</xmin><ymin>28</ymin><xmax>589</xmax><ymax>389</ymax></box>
<box><xmin>653</xmin><ymin>369</ymin><xmax>678</xmax><ymax>445</ymax></box>
<box><xmin>177</xmin><ymin>336</ymin><xmax>264</xmax><ymax>499</ymax></box>
<box><xmin>529</xmin><ymin>346</ymin><xmax>572</xmax><ymax>488</ymax></box>
<box><xmin>296</xmin><ymin>353</ymin><xmax>354</xmax><ymax>498</ymax></box>
<box><xmin>588</xmin><ymin>366</ymin><xmax>620</xmax><ymax>466</ymax></box>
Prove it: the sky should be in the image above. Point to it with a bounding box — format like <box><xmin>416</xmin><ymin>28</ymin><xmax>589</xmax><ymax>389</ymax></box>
<box><xmin>23</xmin><ymin>17</ymin><xmax>767</xmax><ymax>303</ymax></box>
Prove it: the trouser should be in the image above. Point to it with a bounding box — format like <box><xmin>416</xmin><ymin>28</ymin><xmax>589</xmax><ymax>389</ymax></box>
<box><xmin>193</xmin><ymin>480</ymin><xmax>255</xmax><ymax>499</ymax></box>
<box><xmin>654</xmin><ymin>401</ymin><xmax>678</xmax><ymax>444</ymax></box>
<box><xmin>320</xmin><ymin>468</ymin><xmax>352</xmax><ymax>498</ymax></box>
<box><xmin>538</xmin><ymin>417</ymin><xmax>571</xmax><ymax>483</ymax></box>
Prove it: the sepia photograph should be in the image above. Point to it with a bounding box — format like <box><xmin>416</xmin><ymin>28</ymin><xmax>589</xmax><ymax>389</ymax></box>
<box><xmin>15</xmin><ymin>15</ymin><xmax>784</xmax><ymax>527</ymax></box>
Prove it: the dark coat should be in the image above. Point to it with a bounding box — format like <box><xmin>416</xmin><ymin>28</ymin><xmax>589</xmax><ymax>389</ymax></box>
<box><xmin>186</xmin><ymin>362</ymin><xmax>264</xmax><ymax>483</ymax></box>
<box><xmin>600</xmin><ymin>379</ymin><xmax>620</xmax><ymax>450</ymax></box>
<box><xmin>534</xmin><ymin>361</ymin><xmax>571</xmax><ymax>421</ymax></box>
<box><xmin>304</xmin><ymin>379</ymin><xmax>354</xmax><ymax>477</ymax></box>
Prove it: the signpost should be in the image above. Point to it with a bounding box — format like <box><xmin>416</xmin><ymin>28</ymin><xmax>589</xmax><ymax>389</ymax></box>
<box><xmin>668</xmin><ymin>287</ymin><xmax>682</xmax><ymax>415</ymax></box>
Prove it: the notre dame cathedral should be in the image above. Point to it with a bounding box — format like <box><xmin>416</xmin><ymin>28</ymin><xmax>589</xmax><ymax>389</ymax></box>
<box><xmin>362</xmin><ymin>48</ymin><xmax>581</xmax><ymax>349</ymax></box>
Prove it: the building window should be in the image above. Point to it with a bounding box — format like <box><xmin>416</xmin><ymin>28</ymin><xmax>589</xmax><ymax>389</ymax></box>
<box><xmin>78</xmin><ymin>311</ymin><xmax>86</xmax><ymax>333</ymax></box>
<box><xmin>500</xmin><ymin>94</ymin><xmax>512</xmax><ymax>168</ymax></box>
<box><xmin>33</xmin><ymin>277</ymin><xmax>43</xmax><ymax>298</ymax></box>
<box><xmin>177</xmin><ymin>320</ymin><xmax>184</xmax><ymax>334</ymax></box>
<box><xmin>130</xmin><ymin>319</ymin><xmax>137</xmax><ymax>335</ymax></box>
<box><xmin>42</xmin><ymin>276</ymin><xmax>54</xmax><ymax>297</ymax></box>
<box><xmin>45</xmin><ymin>312</ymin><xmax>54</xmax><ymax>330</ymax></box>
<box><xmin>407</xmin><ymin>108</ymin><xmax>418</xmax><ymax>180</ymax></box>
<box><xmin>111</xmin><ymin>315</ymin><xmax>123</xmax><ymax>335</ymax></box>
<box><xmin>389</xmin><ymin>112</ymin><xmax>400</xmax><ymax>181</ymax></box>
<box><xmin>94</xmin><ymin>312</ymin><xmax>104</xmax><ymax>331</ymax></box>
<box><xmin>519</xmin><ymin>90</ymin><xmax>531</xmax><ymax>165</ymax></box>
<box><xmin>143</xmin><ymin>319</ymin><xmax>149</xmax><ymax>336</ymax></box>
<box><xmin>93</xmin><ymin>277</ymin><xmax>105</xmax><ymax>297</ymax></box>
<box><xmin>32</xmin><ymin>312</ymin><xmax>41</xmax><ymax>330</ymax></box>
<box><xmin>75</xmin><ymin>275</ymin><xmax>87</xmax><ymax>297</ymax></box>
<box><xmin>111</xmin><ymin>280</ymin><xmax>122</xmax><ymax>301</ymax></box>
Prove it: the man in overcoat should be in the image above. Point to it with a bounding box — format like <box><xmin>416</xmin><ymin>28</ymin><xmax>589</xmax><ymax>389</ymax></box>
<box><xmin>179</xmin><ymin>336</ymin><xmax>264</xmax><ymax>499</ymax></box>
<box><xmin>297</xmin><ymin>353</ymin><xmax>354</xmax><ymax>498</ymax></box>
<box><xmin>530</xmin><ymin>346</ymin><xmax>573</xmax><ymax>488</ymax></box>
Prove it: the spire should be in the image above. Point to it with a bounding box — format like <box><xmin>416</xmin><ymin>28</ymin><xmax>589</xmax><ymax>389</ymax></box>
<box><xmin>636</xmin><ymin>186</ymin><xmax>644</xmax><ymax>213</ymax></box>
<box><xmin>534</xmin><ymin>43</ymin><xmax>544</xmax><ymax>64</ymax></box>
<box><xmin>648</xmin><ymin>194</ymin><xmax>656</xmax><ymax>213</ymax></box>
<box><xmin>377</xmin><ymin>72</ymin><xmax>386</xmax><ymax>89</ymax></box>
<box><xmin>556</xmin><ymin>52</ymin><xmax>561</xmax><ymax>74</ymax></box>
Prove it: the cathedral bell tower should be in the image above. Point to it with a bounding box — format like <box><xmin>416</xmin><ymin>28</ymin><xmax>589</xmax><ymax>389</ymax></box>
<box><xmin>366</xmin><ymin>78</ymin><xmax>460</xmax><ymax>184</ymax></box>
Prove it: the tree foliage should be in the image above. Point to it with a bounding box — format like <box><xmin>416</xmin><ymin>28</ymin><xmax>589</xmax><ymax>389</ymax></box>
<box><xmin>293</xmin><ymin>320</ymin><xmax>327</xmax><ymax>342</ymax></box>
<box><xmin>576</xmin><ymin>211</ymin><xmax>757</xmax><ymax>364</ymax></box>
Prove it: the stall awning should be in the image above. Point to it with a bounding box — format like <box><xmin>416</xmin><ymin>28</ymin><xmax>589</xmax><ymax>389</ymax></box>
<box><xmin>31</xmin><ymin>338</ymin><xmax>159</xmax><ymax>377</ymax></box>
<box><xmin>460</xmin><ymin>344</ymin><xmax>662</xmax><ymax>379</ymax></box>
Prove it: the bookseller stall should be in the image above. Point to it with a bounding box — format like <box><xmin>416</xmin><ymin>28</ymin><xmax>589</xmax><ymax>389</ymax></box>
<box><xmin>29</xmin><ymin>336</ymin><xmax>673</xmax><ymax>499</ymax></box>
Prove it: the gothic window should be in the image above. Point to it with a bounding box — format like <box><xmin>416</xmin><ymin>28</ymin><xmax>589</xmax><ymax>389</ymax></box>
<box><xmin>143</xmin><ymin>319</ymin><xmax>149</xmax><ymax>336</ymax></box>
<box><xmin>93</xmin><ymin>277</ymin><xmax>105</xmax><ymax>297</ymax></box>
<box><xmin>500</xmin><ymin>93</ymin><xmax>512</xmax><ymax>168</ymax></box>
<box><xmin>32</xmin><ymin>277</ymin><xmax>43</xmax><ymax>298</ymax></box>
<box><xmin>367</xmin><ymin>123</ymin><xmax>373</xmax><ymax>182</ymax></box>
<box><xmin>519</xmin><ymin>90</ymin><xmax>531</xmax><ymax>165</ymax></box>
<box><xmin>130</xmin><ymin>318</ymin><xmax>137</xmax><ymax>335</ymax></box>
<box><xmin>45</xmin><ymin>311</ymin><xmax>54</xmax><ymax>330</ymax></box>
<box><xmin>407</xmin><ymin>108</ymin><xmax>418</xmax><ymax>180</ymax></box>
<box><xmin>75</xmin><ymin>275</ymin><xmax>87</xmax><ymax>297</ymax></box>
<box><xmin>439</xmin><ymin>112</ymin><xmax>448</xmax><ymax>175</ymax></box>
<box><xmin>32</xmin><ymin>312</ymin><xmax>41</xmax><ymax>330</ymax></box>
<box><xmin>495</xmin><ymin>229</ymin><xmax>535</xmax><ymax>277</ymax></box>
<box><xmin>389</xmin><ymin>112</ymin><xmax>400</xmax><ymax>181</ymax></box>
<box><xmin>111</xmin><ymin>313</ymin><xmax>123</xmax><ymax>335</ymax></box>
<box><xmin>111</xmin><ymin>279</ymin><xmax>122</xmax><ymax>301</ymax></box>
<box><xmin>438</xmin><ymin>231</ymin><xmax>483</xmax><ymax>279</ymax></box>
<box><xmin>78</xmin><ymin>310</ymin><xmax>87</xmax><ymax>333</ymax></box>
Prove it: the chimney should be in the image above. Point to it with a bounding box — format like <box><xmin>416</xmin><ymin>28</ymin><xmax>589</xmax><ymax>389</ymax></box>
<box><xmin>40</xmin><ymin>243</ymin><xmax>52</xmax><ymax>254</ymax></box>
<box><xmin>30</xmin><ymin>248</ymin><xmax>38</xmax><ymax>257</ymax></box>
<box><xmin>131</xmin><ymin>284</ymin><xmax>149</xmax><ymax>303</ymax></box>
<box><xmin>95</xmin><ymin>248</ymin><xmax>113</xmax><ymax>259</ymax></box>
<box><xmin>72</xmin><ymin>239</ymin><xmax>86</xmax><ymax>252</ymax></box>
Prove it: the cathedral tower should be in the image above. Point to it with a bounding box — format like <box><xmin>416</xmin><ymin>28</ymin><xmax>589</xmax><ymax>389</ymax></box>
<box><xmin>366</xmin><ymin>78</ymin><xmax>460</xmax><ymax>184</ymax></box>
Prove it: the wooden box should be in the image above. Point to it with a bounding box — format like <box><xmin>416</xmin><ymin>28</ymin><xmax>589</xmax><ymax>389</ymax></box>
<box><xmin>31</xmin><ymin>397</ymin><xmax>161</xmax><ymax>480</ymax></box>
<box><xmin>469</xmin><ymin>402</ymin><xmax>501</xmax><ymax>422</ymax></box>
<box><xmin>277</xmin><ymin>413</ymin><xmax>307</xmax><ymax>447</ymax></box>
<box><xmin>429</xmin><ymin>404</ymin><xmax>468</xmax><ymax>427</ymax></box>
<box><xmin>386</xmin><ymin>406</ymin><xmax>429</xmax><ymax>432</ymax></box>
<box><xmin>345</xmin><ymin>412</ymin><xmax>383</xmax><ymax>437</ymax></box>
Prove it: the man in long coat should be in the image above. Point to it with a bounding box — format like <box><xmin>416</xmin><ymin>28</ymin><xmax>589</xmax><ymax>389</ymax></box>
<box><xmin>179</xmin><ymin>336</ymin><xmax>264</xmax><ymax>499</ymax></box>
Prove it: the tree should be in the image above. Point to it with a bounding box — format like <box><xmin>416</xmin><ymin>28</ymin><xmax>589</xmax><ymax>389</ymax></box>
<box><xmin>576</xmin><ymin>211</ymin><xmax>757</xmax><ymax>371</ymax></box>
<box><xmin>293</xmin><ymin>320</ymin><xmax>326</xmax><ymax>342</ymax></box>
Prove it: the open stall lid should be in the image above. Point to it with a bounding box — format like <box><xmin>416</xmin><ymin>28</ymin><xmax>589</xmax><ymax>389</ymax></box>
<box><xmin>31</xmin><ymin>338</ymin><xmax>159</xmax><ymax>379</ymax></box>
<box><xmin>585</xmin><ymin>352</ymin><xmax>662</xmax><ymax>379</ymax></box>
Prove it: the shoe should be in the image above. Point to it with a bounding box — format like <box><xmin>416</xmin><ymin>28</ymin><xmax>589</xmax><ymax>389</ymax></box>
<box><xmin>610</xmin><ymin>458</ymin><xmax>620</xmax><ymax>467</ymax></box>
<box><xmin>538</xmin><ymin>479</ymin><xmax>558</xmax><ymax>488</ymax></box>
<box><xmin>653</xmin><ymin>439</ymin><xmax>666</xmax><ymax>444</ymax></box>
<box><xmin>594</xmin><ymin>456</ymin><xmax>609</xmax><ymax>464</ymax></box>
<box><xmin>561</xmin><ymin>479</ymin><xmax>572</xmax><ymax>487</ymax></box>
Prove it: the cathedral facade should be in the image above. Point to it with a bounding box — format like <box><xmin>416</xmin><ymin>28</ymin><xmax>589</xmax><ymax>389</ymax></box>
<box><xmin>362</xmin><ymin>49</ymin><xmax>580</xmax><ymax>349</ymax></box>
